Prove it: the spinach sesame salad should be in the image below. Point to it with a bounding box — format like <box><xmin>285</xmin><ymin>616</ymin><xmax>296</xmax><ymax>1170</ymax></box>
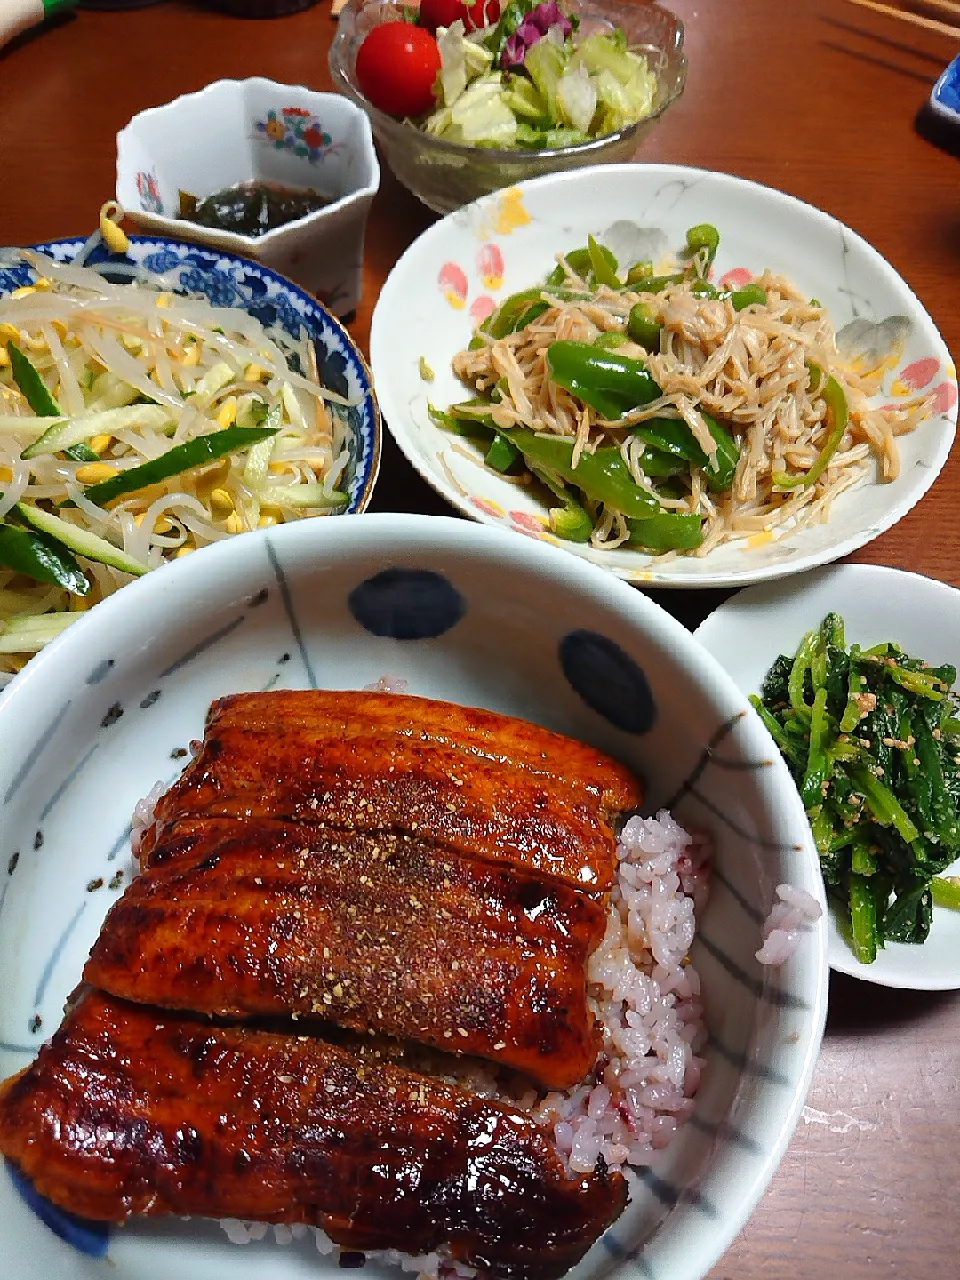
<box><xmin>752</xmin><ymin>612</ymin><xmax>960</xmax><ymax>964</ymax></box>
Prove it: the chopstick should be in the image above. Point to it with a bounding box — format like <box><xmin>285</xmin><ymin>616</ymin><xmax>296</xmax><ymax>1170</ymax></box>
<box><xmin>845</xmin><ymin>0</ymin><xmax>960</xmax><ymax>38</ymax></box>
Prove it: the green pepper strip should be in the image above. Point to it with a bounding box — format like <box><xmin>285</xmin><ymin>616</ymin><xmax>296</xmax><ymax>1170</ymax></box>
<box><xmin>8</xmin><ymin>342</ymin><xmax>62</xmax><ymax>417</ymax></box>
<box><xmin>501</xmin><ymin>426</ymin><xmax>660</xmax><ymax>519</ymax></box>
<box><xmin>730</xmin><ymin>283</ymin><xmax>768</xmax><ymax>310</ymax></box>
<box><xmin>631</xmin><ymin>273</ymin><xmax>687</xmax><ymax>294</ymax></box>
<box><xmin>485</xmin><ymin>433</ymin><xmax>520</xmax><ymax>473</ymax></box>
<box><xmin>848</xmin><ymin>872</ymin><xmax>878</xmax><ymax>964</ymax></box>
<box><xmin>428</xmin><ymin>403</ymin><xmax>495</xmax><ymax>442</ymax></box>
<box><xmin>526</xmin><ymin>462</ymin><xmax>594</xmax><ymax>543</ymax></box>
<box><xmin>546</xmin><ymin>340</ymin><xmax>661</xmax><ymax>420</ymax></box>
<box><xmin>685</xmin><ymin>223</ymin><xmax>720</xmax><ymax>272</ymax></box>
<box><xmin>82</xmin><ymin>425</ymin><xmax>280</xmax><ymax>507</ymax></box>
<box><xmin>629</xmin><ymin>414</ymin><xmax>739</xmax><ymax>492</ymax></box>
<box><xmin>588</xmin><ymin>235</ymin><xmax>620</xmax><ymax>289</ymax></box>
<box><xmin>625</xmin><ymin>261</ymin><xmax>653</xmax><ymax>285</ymax></box>
<box><xmin>932</xmin><ymin>876</ymin><xmax>960</xmax><ymax>910</ymax></box>
<box><xmin>627</xmin><ymin>302</ymin><xmax>660</xmax><ymax>350</ymax></box>
<box><xmin>0</xmin><ymin>522</ymin><xmax>90</xmax><ymax>594</ymax></box>
<box><xmin>773</xmin><ymin>373</ymin><xmax>848</xmax><ymax>490</ymax></box>
<box><xmin>481</xmin><ymin>288</ymin><xmax>551</xmax><ymax>341</ymax></box>
<box><xmin>626</xmin><ymin>512</ymin><xmax>704</xmax><ymax>551</ymax></box>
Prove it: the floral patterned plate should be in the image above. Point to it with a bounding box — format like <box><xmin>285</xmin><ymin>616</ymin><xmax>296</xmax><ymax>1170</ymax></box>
<box><xmin>370</xmin><ymin>164</ymin><xmax>957</xmax><ymax>589</ymax></box>
<box><xmin>0</xmin><ymin>235</ymin><xmax>381</xmax><ymax>516</ymax></box>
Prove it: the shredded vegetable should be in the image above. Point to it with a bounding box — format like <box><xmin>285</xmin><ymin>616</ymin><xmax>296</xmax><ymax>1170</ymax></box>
<box><xmin>0</xmin><ymin>249</ymin><xmax>354</xmax><ymax>681</ymax></box>
<box><xmin>435</xmin><ymin>226</ymin><xmax>933</xmax><ymax>554</ymax></box>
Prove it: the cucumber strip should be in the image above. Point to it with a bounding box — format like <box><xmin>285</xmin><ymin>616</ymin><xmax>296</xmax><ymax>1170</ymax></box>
<box><xmin>0</xmin><ymin>414</ymin><xmax>64</xmax><ymax>436</ymax></box>
<box><xmin>22</xmin><ymin>405</ymin><xmax>173</xmax><ymax>459</ymax></box>
<box><xmin>258</xmin><ymin>482</ymin><xmax>347</xmax><ymax>509</ymax></box>
<box><xmin>9</xmin><ymin>343</ymin><xmax>62</xmax><ymax>416</ymax></box>
<box><xmin>0</xmin><ymin>612</ymin><xmax>79</xmax><ymax>653</ymax></box>
<box><xmin>81</xmin><ymin>425</ymin><xmax>279</xmax><ymax>507</ymax></box>
<box><xmin>0</xmin><ymin>523</ymin><xmax>90</xmax><ymax>593</ymax></box>
<box><xmin>15</xmin><ymin>504</ymin><xmax>149</xmax><ymax>577</ymax></box>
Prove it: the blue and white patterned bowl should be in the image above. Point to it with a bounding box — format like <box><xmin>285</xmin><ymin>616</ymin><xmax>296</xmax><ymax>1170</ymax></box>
<box><xmin>0</xmin><ymin>514</ymin><xmax>827</xmax><ymax>1280</ymax></box>
<box><xmin>0</xmin><ymin>234</ymin><xmax>381</xmax><ymax>517</ymax></box>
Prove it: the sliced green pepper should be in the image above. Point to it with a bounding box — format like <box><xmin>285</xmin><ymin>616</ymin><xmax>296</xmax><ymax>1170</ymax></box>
<box><xmin>546</xmin><ymin>341</ymin><xmax>661</xmax><ymax>419</ymax></box>
<box><xmin>625</xmin><ymin>260</ymin><xmax>653</xmax><ymax>285</ymax></box>
<box><xmin>481</xmin><ymin>288</ymin><xmax>551</xmax><ymax>340</ymax></box>
<box><xmin>685</xmin><ymin>223</ymin><xmax>720</xmax><ymax>272</ymax></box>
<box><xmin>428</xmin><ymin>403</ymin><xmax>496</xmax><ymax>442</ymax></box>
<box><xmin>730</xmin><ymin>282</ymin><xmax>768</xmax><ymax>310</ymax></box>
<box><xmin>626</xmin><ymin>302</ymin><xmax>660</xmax><ymax>350</ymax></box>
<box><xmin>81</xmin><ymin>425</ymin><xmax>280</xmax><ymax>507</ymax></box>
<box><xmin>485</xmin><ymin>433</ymin><xmax>520</xmax><ymax>473</ymax></box>
<box><xmin>502</xmin><ymin>426</ymin><xmax>660</xmax><ymax>519</ymax></box>
<box><xmin>526</xmin><ymin>462</ymin><xmax>594</xmax><ymax>543</ymax></box>
<box><xmin>626</xmin><ymin>512</ymin><xmax>704</xmax><ymax>551</ymax></box>
<box><xmin>588</xmin><ymin>235</ymin><xmax>620</xmax><ymax>289</ymax></box>
<box><xmin>773</xmin><ymin>373</ymin><xmax>848</xmax><ymax>491</ymax></box>
<box><xmin>8</xmin><ymin>342</ymin><xmax>63</xmax><ymax>417</ymax></box>
<box><xmin>630</xmin><ymin>413</ymin><xmax>739</xmax><ymax>492</ymax></box>
<box><xmin>631</xmin><ymin>272</ymin><xmax>686</xmax><ymax>294</ymax></box>
<box><xmin>0</xmin><ymin>522</ymin><xmax>90</xmax><ymax>594</ymax></box>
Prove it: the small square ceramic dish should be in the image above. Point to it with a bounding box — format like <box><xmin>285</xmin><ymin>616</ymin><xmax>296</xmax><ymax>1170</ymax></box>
<box><xmin>116</xmin><ymin>78</ymin><xmax>380</xmax><ymax>316</ymax></box>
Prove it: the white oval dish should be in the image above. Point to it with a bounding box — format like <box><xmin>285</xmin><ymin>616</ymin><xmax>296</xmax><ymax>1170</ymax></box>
<box><xmin>0</xmin><ymin>514</ymin><xmax>826</xmax><ymax>1280</ymax></box>
<box><xmin>695</xmin><ymin>561</ymin><xmax>960</xmax><ymax>989</ymax></box>
<box><xmin>370</xmin><ymin>164</ymin><xmax>957</xmax><ymax>589</ymax></box>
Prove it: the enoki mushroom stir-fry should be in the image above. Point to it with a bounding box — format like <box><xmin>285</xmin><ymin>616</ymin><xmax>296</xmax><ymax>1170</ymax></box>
<box><xmin>0</xmin><ymin>246</ymin><xmax>353</xmax><ymax>679</ymax></box>
<box><xmin>435</xmin><ymin>225</ymin><xmax>932</xmax><ymax>555</ymax></box>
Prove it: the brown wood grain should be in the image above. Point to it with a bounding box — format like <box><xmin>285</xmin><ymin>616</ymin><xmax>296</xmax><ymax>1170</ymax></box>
<box><xmin>2</xmin><ymin>1</ymin><xmax>960</xmax><ymax>1274</ymax></box>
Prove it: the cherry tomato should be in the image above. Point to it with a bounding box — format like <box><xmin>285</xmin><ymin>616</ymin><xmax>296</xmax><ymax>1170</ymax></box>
<box><xmin>355</xmin><ymin>22</ymin><xmax>442</xmax><ymax>119</ymax></box>
<box><xmin>459</xmin><ymin>0</ymin><xmax>500</xmax><ymax>31</ymax></box>
<box><xmin>418</xmin><ymin>0</ymin><xmax>462</xmax><ymax>33</ymax></box>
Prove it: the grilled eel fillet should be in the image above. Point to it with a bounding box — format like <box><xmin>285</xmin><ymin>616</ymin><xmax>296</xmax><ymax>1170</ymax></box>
<box><xmin>0</xmin><ymin>988</ymin><xmax>628</xmax><ymax>1280</ymax></box>
<box><xmin>137</xmin><ymin>691</ymin><xmax>642</xmax><ymax>894</ymax></box>
<box><xmin>87</xmin><ymin>691</ymin><xmax>642</xmax><ymax>1090</ymax></box>
<box><xmin>85</xmin><ymin>815</ymin><xmax>607</xmax><ymax>1089</ymax></box>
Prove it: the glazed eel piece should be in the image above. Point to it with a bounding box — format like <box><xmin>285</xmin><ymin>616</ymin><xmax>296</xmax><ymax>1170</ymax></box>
<box><xmin>0</xmin><ymin>988</ymin><xmax>628</xmax><ymax>1280</ymax></box>
<box><xmin>87</xmin><ymin>690</ymin><xmax>642</xmax><ymax>1089</ymax></box>
<box><xmin>137</xmin><ymin>690</ymin><xmax>643</xmax><ymax>894</ymax></box>
<box><xmin>85</xmin><ymin>814</ymin><xmax>608</xmax><ymax>1090</ymax></box>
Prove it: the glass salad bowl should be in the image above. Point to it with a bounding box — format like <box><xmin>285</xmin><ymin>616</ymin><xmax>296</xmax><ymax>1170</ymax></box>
<box><xmin>328</xmin><ymin>0</ymin><xmax>687</xmax><ymax>214</ymax></box>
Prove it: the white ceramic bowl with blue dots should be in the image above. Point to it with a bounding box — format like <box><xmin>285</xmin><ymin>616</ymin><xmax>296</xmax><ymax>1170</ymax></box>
<box><xmin>0</xmin><ymin>513</ymin><xmax>827</xmax><ymax>1280</ymax></box>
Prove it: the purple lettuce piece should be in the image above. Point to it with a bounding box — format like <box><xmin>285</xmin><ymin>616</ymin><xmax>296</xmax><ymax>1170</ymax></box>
<box><xmin>501</xmin><ymin>31</ymin><xmax>529</xmax><ymax>69</ymax></box>
<box><xmin>498</xmin><ymin>0</ymin><xmax>572</xmax><ymax>68</ymax></box>
<box><xmin>528</xmin><ymin>0</ymin><xmax>571</xmax><ymax>35</ymax></box>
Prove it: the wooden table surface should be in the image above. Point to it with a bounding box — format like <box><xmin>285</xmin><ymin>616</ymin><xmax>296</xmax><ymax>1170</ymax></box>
<box><xmin>2</xmin><ymin>0</ymin><xmax>959</xmax><ymax>1275</ymax></box>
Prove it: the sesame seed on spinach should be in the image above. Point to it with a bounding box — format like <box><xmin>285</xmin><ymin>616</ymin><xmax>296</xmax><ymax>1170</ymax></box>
<box><xmin>752</xmin><ymin>611</ymin><xmax>960</xmax><ymax>964</ymax></box>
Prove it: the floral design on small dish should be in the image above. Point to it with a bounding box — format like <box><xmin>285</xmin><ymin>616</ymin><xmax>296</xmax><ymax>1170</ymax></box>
<box><xmin>254</xmin><ymin>108</ymin><xmax>343</xmax><ymax>163</ymax></box>
<box><xmin>136</xmin><ymin>170</ymin><xmax>163</xmax><ymax>215</ymax></box>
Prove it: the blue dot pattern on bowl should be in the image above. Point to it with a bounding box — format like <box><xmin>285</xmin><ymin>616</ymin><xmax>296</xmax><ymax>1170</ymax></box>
<box><xmin>6</xmin><ymin>1161</ymin><xmax>109</xmax><ymax>1257</ymax></box>
<box><xmin>559</xmin><ymin>629</ymin><xmax>656</xmax><ymax>734</ymax></box>
<box><xmin>5</xmin><ymin>237</ymin><xmax>379</xmax><ymax>515</ymax></box>
<box><xmin>348</xmin><ymin>569</ymin><xmax>466</xmax><ymax>640</ymax></box>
